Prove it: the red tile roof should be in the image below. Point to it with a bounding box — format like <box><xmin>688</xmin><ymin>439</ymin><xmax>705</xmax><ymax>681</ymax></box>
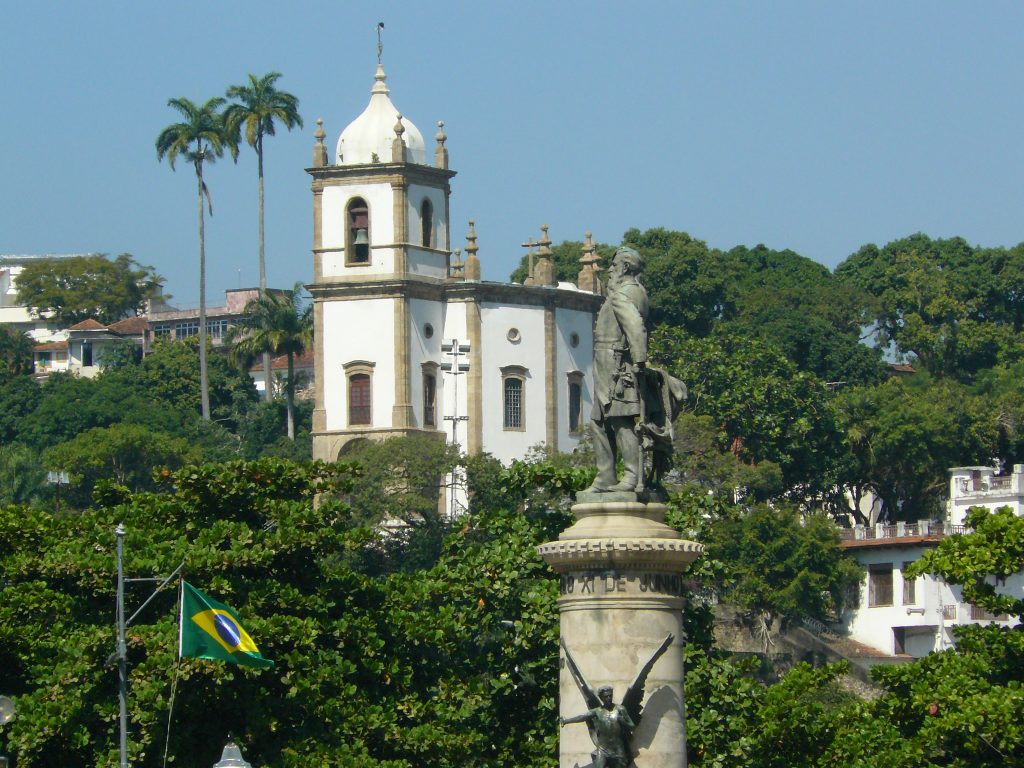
<box><xmin>67</xmin><ymin>318</ymin><xmax>106</xmax><ymax>331</ymax></box>
<box><xmin>107</xmin><ymin>316</ymin><xmax>149</xmax><ymax>335</ymax></box>
<box><xmin>33</xmin><ymin>341</ymin><xmax>69</xmax><ymax>351</ymax></box>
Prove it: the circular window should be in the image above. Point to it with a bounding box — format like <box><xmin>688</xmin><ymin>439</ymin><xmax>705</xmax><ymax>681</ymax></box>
<box><xmin>507</xmin><ymin>327</ymin><xmax>521</xmax><ymax>344</ymax></box>
<box><xmin>570</xmin><ymin>332</ymin><xmax>580</xmax><ymax>348</ymax></box>
<box><xmin>424</xmin><ymin>323</ymin><xmax>434</xmax><ymax>339</ymax></box>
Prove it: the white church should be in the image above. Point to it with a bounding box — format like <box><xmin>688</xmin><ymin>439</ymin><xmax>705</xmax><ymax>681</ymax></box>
<box><xmin>306</xmin><ymin>62</ymin><xmax>602</xmax><ymax>468</ymax></box>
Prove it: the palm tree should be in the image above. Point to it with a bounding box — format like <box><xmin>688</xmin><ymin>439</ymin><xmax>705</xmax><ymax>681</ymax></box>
<box><xmin>156</xmin><ymin>96</ymin><xmax>237</xmax><ymax>420</ymax></box>
<box><xmin>226</xmin><ymin>284</ymin><xmax>313</xmax><ymax>439</ymax></box>
<box><xmin>224</xmin><ymin>72</ymin><xmax>303</xmax><ymax>402</ymax></box>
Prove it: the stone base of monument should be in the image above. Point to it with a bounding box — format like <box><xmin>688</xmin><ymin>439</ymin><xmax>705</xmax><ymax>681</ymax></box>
<box><xmin>537</xmin><ymin>498</ymin><xmax>702</xmax><ymax>768</ymax></box>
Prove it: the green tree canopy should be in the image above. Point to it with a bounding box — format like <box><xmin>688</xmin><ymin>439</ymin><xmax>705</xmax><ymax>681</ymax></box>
<box><xmin>0</xmin><ymin>326</ymin><xmax>34</xmax><ymax>377</ymax></box>
<box><xmin>15</xmin><ymin>253</ymin><xmax>163</xmax><ymax>327</ymax></box>
<box><xmin>651</xmin><ymin>327</ymin><xmax>840</xmax><ymax>497</ymax></box>
<box><xmin>835</xmin><ymin>233</ymin><xmax>1024</xmax><ymax>378</ymax></box>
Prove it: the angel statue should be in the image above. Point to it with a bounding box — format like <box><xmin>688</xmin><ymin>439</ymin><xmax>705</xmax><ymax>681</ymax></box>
<box><xmin>558</xmin><ymin>634</ymin><xmax>674</xmax><ymax>768</ymax></box>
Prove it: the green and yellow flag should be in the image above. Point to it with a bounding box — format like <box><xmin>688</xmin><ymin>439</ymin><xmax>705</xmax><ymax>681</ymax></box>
<box><xmin>179</xmin><ymin>581</ymin><xmax>274</xmax><ymax>669</ymax></box>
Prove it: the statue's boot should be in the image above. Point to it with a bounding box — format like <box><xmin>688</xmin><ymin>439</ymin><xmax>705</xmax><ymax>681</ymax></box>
<box><xmin>606</xmin><ymin>473</ymin><xmax>638</xmax><ymax>493</ymax></box>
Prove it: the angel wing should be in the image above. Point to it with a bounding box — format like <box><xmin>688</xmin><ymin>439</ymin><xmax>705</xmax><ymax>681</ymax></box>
<box><xmin>620</xmin><ymin>633</ymin><xmax>674</xmax><ymax>727</ymax></box>
<box><xmin>560</xmin><ymin>638</ymin><xmax>601</xmax><ymax>710</ymax></box>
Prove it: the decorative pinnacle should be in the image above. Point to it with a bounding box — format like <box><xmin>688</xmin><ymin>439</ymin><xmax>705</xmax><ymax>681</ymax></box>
<box><xmin>581</xmin><ymin>231</ymin><xmax>597</xmax><ymax>264</ymax></box>
<box><xmin>538</xmin><ymin>224</ymin><xmax>552</xmax><ymax>254</ymax></box>
<box><xmin>394</xmin><ymin>114</ymin><xmax>405</xmax><ymax>137</ymax></box>
<box><xmin>436</xmin><ymin>120</ymin><xmax>447</xmax><ymax>145</ymax></box>
<box><xmin>376</xmin><ymin>21</ymin><xmax>385</xmax><ymax>65</ymax></box>
<box><xmin>465</xmin><ymin>219</ymin><xmax>479</xmax><ymax>257</ymax></box>
<box><xmin>314</xmin><ymin>118</ymin><xmax>325</xmax><ymax>143</ymax></box>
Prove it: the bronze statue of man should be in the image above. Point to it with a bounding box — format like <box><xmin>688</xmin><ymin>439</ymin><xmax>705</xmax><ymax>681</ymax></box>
<box><xmin>586</xmin><ymin>246</ymin><xmax>651</xmax><ymax>493</ymax></box>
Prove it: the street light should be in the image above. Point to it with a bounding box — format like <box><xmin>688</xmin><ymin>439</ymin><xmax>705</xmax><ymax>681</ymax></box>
<box><xmin>213</xmin><ymin>737</ymin><xmax>253</xmax><ymax>767</ymax></box>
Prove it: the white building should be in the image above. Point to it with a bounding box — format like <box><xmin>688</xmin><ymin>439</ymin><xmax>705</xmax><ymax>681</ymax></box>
<box><xmin>307</xmin><ymin>63</ymin><xmax>601</xmax><ymax>467</ymax></box>
<box><xmin>838</xmin><ymin>464</ymin><xmax>1024</xmax><ymax>657</ymax></box>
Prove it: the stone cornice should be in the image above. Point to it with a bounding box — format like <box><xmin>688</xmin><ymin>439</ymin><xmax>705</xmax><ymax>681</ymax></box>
<box><xmin>307</xmin><ymin>276</ymin><xmax>603</xmax><ymax>312</ymax></box>
<box><xmin>445</xmin><ymin>280</ymin><xmax>603</xmax><ymax>313</ymax></box>
<box><xmin>536</xmin><ymin>538</ymin><xmax>703</xmax><ymax>572</ymax></box>
<box><xmin>307</xmin><ymin>162</ymin><xmax>457</xmax><ymax>190</ymax></box>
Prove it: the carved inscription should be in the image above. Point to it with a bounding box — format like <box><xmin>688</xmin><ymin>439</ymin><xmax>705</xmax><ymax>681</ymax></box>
<box><xmin>559</xmin><ymin>571</ymin><xmax>686</xmax><ymax>597</ymax></box>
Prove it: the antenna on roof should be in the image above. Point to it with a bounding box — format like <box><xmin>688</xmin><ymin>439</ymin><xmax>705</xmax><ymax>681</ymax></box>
<box><xmin>377</xmin><ymin>22</ymin><xmax>385</xmax><ymax>65</ymax></box>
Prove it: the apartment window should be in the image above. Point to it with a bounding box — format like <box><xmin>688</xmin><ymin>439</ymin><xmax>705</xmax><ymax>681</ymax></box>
<box><xmin>153</xmin><ymin>324</ymin><xmax>171</xmax><ymax>339</ymax></box>
<box><xmin>81</xmin><ymin>342</ymin><xmax>94</xmax><ymax>367</ymax></box>
<box><xmin>37</xmin><ymin>351</ymin><xmax>51</xmax><ymax>367</ymax></box>
<box><xmin>868</xmin><ymin>563</ymin><xmax>894</xmax><ymax>607</ymax></box>
<box><xmin>422</xmin><ymin>364</ymin><xmax>438</xmax><ymax>427</ymax></box>
<box><xmin>176</xmin><ymin>321</ymin><xmax>199</xmax><ymax>339</ymax></box>
<box><xmin>344</xmin><ymin>360</ymin><xmax>375</xmax><ymax>426</ymax></box>
<box><xmin>207</xmin><ymin>318</ymin><xmax>229</xmax><ymax>339</ymax></box>
<box><xmin>567</xmin><ymin>371</ymin><xmax>584</xmax><ymax>434</ymax></box>
<box><xmin>501</xmin><ymin>366</ymin><xmax>527</xmax><ymax>431</ymax></box>
<box><xmin>346</xmin><ymin>197</ymin><xmax>370</xmax><ymax>265</ymax></box>
<box><xmin>421</xmin><ymin>198</ymin><xmax>434</xmax><ymax>248</ymax></box>
<box><xmin>902</xmin><ymin>561</ymin><xmax>917</xmax><ymax>605</ymax></box>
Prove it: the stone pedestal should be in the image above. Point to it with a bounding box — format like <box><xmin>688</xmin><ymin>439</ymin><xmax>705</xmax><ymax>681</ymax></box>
<box><xmin>537</xmin><ymin>499</ymin><xmax>702</xmax><ymax>768</ymax></box>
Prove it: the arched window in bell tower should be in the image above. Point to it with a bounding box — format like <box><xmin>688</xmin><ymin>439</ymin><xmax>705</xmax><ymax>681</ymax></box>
<box><xmin>346</xmin><ymin>197</ymin><xmax>370</xmax><ymax>265</ymax></box>
<box><xmin>420</xmin><ymin>198</ymin><xmax>434</xmax><ymax>248</ymax></box>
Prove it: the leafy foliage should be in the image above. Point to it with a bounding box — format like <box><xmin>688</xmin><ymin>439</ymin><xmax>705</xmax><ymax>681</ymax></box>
<box><xmin>0</xmin><ymin>326</ymin><xmax>34</xmax><ymax>377</ymax></box>
<box><xmin>15</xmin><ymin>253</ymin><xmax>163</xmax><ymax>326</ymax></box>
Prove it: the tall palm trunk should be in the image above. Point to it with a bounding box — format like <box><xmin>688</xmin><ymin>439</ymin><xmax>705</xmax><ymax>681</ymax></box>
<box><xmin>286</xmin><ymin>349</ymin><xmax>295</xmax><ymax>439</ymax></box>
<box><xmin>257</xmin><ymin>135</ymin><xmax>273</xmax><ymax>402</ymax></box>
<box><xmin>196</xmin><ymin>154</ymin><xmax>210</xmax><ymax>420</ymax></box>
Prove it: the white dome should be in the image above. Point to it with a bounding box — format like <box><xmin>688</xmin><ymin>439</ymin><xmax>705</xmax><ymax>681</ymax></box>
<box><xmin>336</xmin><ymin>65</ymin><xmax>426</xmax><ymax>165</ymax></box>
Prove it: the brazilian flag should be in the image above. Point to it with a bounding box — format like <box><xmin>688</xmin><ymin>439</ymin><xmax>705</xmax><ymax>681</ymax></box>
<box><xmin>179</xmin><ymin>581</ymin><xmax>274</xmax><ymax>669</ymax></box>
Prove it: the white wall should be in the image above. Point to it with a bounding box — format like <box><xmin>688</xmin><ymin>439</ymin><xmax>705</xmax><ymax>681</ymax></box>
<box><xmin>320</xmin><ymin>184</ymin><xmax>396</xmax><ymax>277</ymax></box>
<box><xmin>440</xmin><ymin>302</ymin><xmax>470</xmax><ymax>450</ymax></box>
<box><xmin>409</xmin><ymin>297</ymin><xmax>447</xmax><ymax>430</ymax></box>
<box><xmin>321</xmin><ymin>298</ymin><xmax>395</xmax><ymax>431</ymax></box>
<box><xmin>479</xmin><ymin>302</ymin><xmax>548</xmax><ymax>464</ymax></box>
<box><xmin>554</xmin><ymin>306</ymin><xmax>594</xmax><ymax>452</ymax></box>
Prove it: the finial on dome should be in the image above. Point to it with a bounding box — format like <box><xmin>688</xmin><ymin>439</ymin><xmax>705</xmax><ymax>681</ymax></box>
<box><xmin>376</xmin><ymin>21</ymin><xmax>385</xmax><ymax>64</ymax></box>
<box><xmin>434</xmin><ymin>120</ymin><xmax>448</xmax><ymax>169</ymax></box>
<box><xmin>464</xmin><ymin>221</ymin><xmax>481</xmax><ymax>280</ymax></box>
<box><xmin>312</xmin><ymin>118</ymin><xmax>328</xmax><ymax>167</ymax></box>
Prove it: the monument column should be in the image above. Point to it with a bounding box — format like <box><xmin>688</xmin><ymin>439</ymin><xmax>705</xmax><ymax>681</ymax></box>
<box><xmin>538</xmin><ymin>499</ymin><xmax>701</xmax><ymax>768</ymax></box>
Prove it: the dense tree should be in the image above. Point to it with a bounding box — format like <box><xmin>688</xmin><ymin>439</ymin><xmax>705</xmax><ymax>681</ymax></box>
<box><xmin>651</xmin><ymin>327</ymin><xmax>840</xmax><ymax>498</ymax></box>
<box><xmin>226</xmin><ymin>284</ymin><xmax>312</xmax><ymax>439</ymax></box>
<box><xmin>156</xmin><ymin>96</ymin><xmax>237</xmax><ymax>420</ymax></box>
<box><xmin>224</xmin><ymin>72</ymin><xmax>303</xmax><ymax>400</ymax></box>
<box><xmin>835</xmin><ymin>233</ymin><xmax>1024</xmax><ymax>379</ymax></box>
<box><xmin>14</xmin><ymin>253</ymin><xmax>163</xmax><ymax>327</ymax></box>
<box><xmin>0</xmin><ymin>443</ymin><xmax>49</xmax><ymax>507</ymax></box>
<box><xmin>0</xmin><ymin>455</ymin><xmax>568</xmax><ymax>767</ymax></box>
<box><xmin>828</xmin><ymin>376</ymin><xmax>999</xmax><ymax>523</ymax></box>
<box><xmin>0</xmin><ymin>375</ymin><xmax>42</xmax><ymax>444</ymax></box>
<box><xmin>0</xmin><ymin>326</ymin><xmax>34</xmax><ymax>376</ymax></box>
<box><xmin>705</xmin><ymin>504</ymin><xmax>861</xmax><ymax>639</ymax></box>
<box><xmin>43</xmin><ymin>423</ymin><xmax>199</xmax><ymax>508</ymax></box>
<box><xmin>623</xmin><ymin>227</ymin><xmax>738</xmax><ymax>335</ymax></box>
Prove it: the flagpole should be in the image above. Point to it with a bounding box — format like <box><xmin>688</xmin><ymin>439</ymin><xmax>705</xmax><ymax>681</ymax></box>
<box><xmin>116</xmin><ymin>523</ymin><xmax>129</xmax><ymax>768</ymax></box>
<box><xmin>163</xmin><ymin>580</ymin><xmax>184</xmax><ymax>768</ymax></box>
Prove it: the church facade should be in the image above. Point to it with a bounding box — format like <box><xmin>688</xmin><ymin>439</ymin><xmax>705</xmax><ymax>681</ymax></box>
<box><xmin>307</xmin><ymin>64</ymin><xmax>602</xmax><ymax>467</ymax></box>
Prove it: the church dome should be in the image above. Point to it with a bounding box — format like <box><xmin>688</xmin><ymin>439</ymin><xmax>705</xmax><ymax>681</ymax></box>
<box><xmin>336</xmin><ymin>65</ymin><xmax>426</xmax><ymax>165</ymax></box>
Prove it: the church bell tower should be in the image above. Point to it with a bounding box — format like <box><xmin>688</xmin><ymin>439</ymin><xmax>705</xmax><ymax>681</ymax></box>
<box><xmin>308</xmin><ymin>62</ymin><xmax>456</xmax><ymax>461</ymax></box>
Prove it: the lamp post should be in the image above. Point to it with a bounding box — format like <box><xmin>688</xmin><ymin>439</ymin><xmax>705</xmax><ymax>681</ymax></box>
<box><xmin>213</xmin><ymin>737</ymin><xmax>253</xmax><ymax>767</ymax></box>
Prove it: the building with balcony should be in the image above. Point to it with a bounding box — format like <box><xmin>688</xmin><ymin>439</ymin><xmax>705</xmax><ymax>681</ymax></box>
<box><xmin>838</xmin><ymin>464</ymin><xmax>1024</xmax><ymax>657</ymax></box>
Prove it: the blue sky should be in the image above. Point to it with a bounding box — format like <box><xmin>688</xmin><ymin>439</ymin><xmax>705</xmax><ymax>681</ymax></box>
<box><xmin>2</xmin><ymin>2</ymin><xmax>1023</xmax><ymax>306</ymax></box>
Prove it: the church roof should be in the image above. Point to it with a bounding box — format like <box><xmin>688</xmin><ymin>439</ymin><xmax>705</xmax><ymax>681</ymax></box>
<box><xmin>335</xmin><ymin>65</ymin><xmax>426</xmax><ymax>166</ymax></box>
